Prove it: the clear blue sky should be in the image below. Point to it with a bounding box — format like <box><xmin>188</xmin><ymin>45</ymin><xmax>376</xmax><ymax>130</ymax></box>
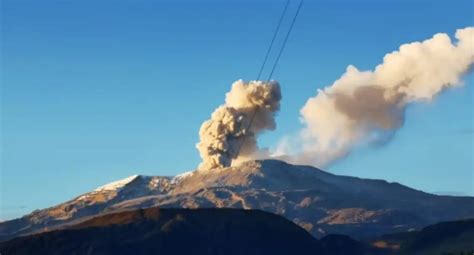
<box><xmin>1</xmin><ymin>0</ymin><xmax>473</xmax><ymax>220</ymax></box>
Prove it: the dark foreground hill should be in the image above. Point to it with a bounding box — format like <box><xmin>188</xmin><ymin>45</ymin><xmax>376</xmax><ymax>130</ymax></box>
<box><xmin>2</xmin><ymin>160</ymin><xmax>474</xmax><ymax>241</ymax></box>
<box><xmin>370</xmin><ymin>218</ymin><xmax>474</xmax><ymax>255</ymax></box>
<box><xmin>1</xmin><ymin>208</ymin><xmax>472</xmax><ymax>255</ymax></box>
<box><xmin>0</xmin><ymin>208</ymin><xmax>346</xmax><ymax>255</ymax></box>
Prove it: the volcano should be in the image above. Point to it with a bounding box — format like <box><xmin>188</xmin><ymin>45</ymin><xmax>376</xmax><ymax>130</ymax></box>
<box><xmin>1</xmin><ymin>160</ymin><xmax>473</xmax><ymax>241</ymax></box>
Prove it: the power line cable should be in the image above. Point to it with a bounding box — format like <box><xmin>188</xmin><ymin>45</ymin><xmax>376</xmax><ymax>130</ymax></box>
<box><xmin>267</xmin><ymin>0</ymin><xmax>304</xmax><ymax>81</ymax></box>
<box><xmin>234</xmin><ymin>0</ymin><xmax>304</xmax><ymax>161</ymax></box>
<box><xmin>256</xmin><ymin>0</ymin><xmax>291</xmax><ymax>80</ymax></box>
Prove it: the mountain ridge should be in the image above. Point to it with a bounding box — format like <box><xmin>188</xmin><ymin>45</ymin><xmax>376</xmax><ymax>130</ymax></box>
<box><xmin>1</xmin><ymin>159</ymin><xmax>473</xmax><ymax>241</ymax></box>
<box><xmin>0</xmin><ymin>208</ymin><xmax>327</xmax><ymax>255</ymax></box>
<box><xmin>2</xmin><ymin>208</ymin><xmax>472</xmax><ymax>255</ymax></box>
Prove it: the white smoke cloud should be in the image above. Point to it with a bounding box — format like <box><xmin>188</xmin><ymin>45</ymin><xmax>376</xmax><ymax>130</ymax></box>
<box><xmin>274</xmin><ymin>27</ymin><xmax>474</xmax><ymax>167</ymax></box>
<box><xmin>196</xmin><ymin>80</ymin><xmax>281</xmax><ymax>170</ymax></box>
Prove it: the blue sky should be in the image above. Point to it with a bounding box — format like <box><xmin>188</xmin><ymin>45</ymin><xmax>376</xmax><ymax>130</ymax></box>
<box><xmin>1</xmin><ymin>0</ymin><xmax>473</xmax><ymax>220</ymax></box>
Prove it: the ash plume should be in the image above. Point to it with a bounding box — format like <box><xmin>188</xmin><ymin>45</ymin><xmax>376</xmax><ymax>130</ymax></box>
<box><xmin>274</xmin><ymin>27</ymin><xmax>474</xmax><ymax>167</ymax></box>
<box><xmin>197</xmin><ymin>80</ymin><xmax>281</xmax><ymax>170</ymax></box>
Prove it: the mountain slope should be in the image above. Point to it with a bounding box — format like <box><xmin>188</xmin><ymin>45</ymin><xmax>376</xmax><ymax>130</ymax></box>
<box><xmin>3</xmin><ymin>208</ymin><xmax>471</xmax><ymax>255</ymax></box>
<box><xmin>1</xmin><ymin>160</ymin><xmax>473</xmax><ymax>241</ymax></box>
<box><xmin>0</xmin><ymin>208</ymin><xmax>326</xmax><ymax>255</ymax></box>
<box><xmin>0</xmin><ymin>174</ymin><xmax>174</xmax><ymax>241</ymax></box>
<box><xmin>370</xmin><ymin>219</ymin><xmax>474</xmax><ymax>254</ymax></box>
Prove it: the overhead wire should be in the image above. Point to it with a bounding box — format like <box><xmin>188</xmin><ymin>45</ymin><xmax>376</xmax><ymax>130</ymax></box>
<box><xmin>267</xmin><ymin>0</ymin><xmax>304</xmax><ymax>81</ymax></box>
<box><xmin>256</xmin><ymin>0</ymin><xmax>291</xmax><ymax>81</ymax></box>
<box><xmin>233</xmin><ymin>0</ymin><xmax>304</xmax><ymax>161</ymax></box>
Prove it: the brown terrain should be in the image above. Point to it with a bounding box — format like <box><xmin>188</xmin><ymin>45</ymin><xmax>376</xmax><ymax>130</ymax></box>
<box><xmin>1</xmin><ymin>159</ymin><xmax>473</xmax><ymax>241</ymax></box>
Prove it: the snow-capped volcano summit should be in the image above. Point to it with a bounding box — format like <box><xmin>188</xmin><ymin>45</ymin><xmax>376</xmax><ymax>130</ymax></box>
<box><xmin>75</xmin><ymin>174</ymin><xmax>174</xmax><ymax>204</ymax></box>
<box><xmin>94</xmin><ymin>174</ymin><xmax>141</xmax><ymax>192</ymax></box>
<box><xmin>1</xmin><ymin>160</ymin><xmax>473</xmax><ymax>242</ymax></box>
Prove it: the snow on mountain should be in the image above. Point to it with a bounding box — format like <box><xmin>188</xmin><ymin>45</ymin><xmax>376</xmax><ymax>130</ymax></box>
<box><xmin>1</xmin><ymin>159</ymin><xmax>474</xmax><ymax>242</ymax></box>
<box><xmin>94</xmin><ymin>174</ymin><xmax>140</xmax><ymax>192</ymax></box>
<box><xmin>170</xmin><ymin>170</ymin><xmax>195</xmax><ymax>185</ymax></box>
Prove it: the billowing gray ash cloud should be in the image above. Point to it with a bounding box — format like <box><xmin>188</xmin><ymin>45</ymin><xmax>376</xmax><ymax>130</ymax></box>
<box><xmin>196</xmin><ymin>80</ymin><xmax>281</xmax><ymax>170</ymax></box>
<box><xmin>197</xmin><ymin>27</ymin><xmax>474</xmax><ymax>171</ymax></box>
<box><xmin>274</xmin><ymin>27</ymin><xmax>474</xmax><ymax>167</ymax></box>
